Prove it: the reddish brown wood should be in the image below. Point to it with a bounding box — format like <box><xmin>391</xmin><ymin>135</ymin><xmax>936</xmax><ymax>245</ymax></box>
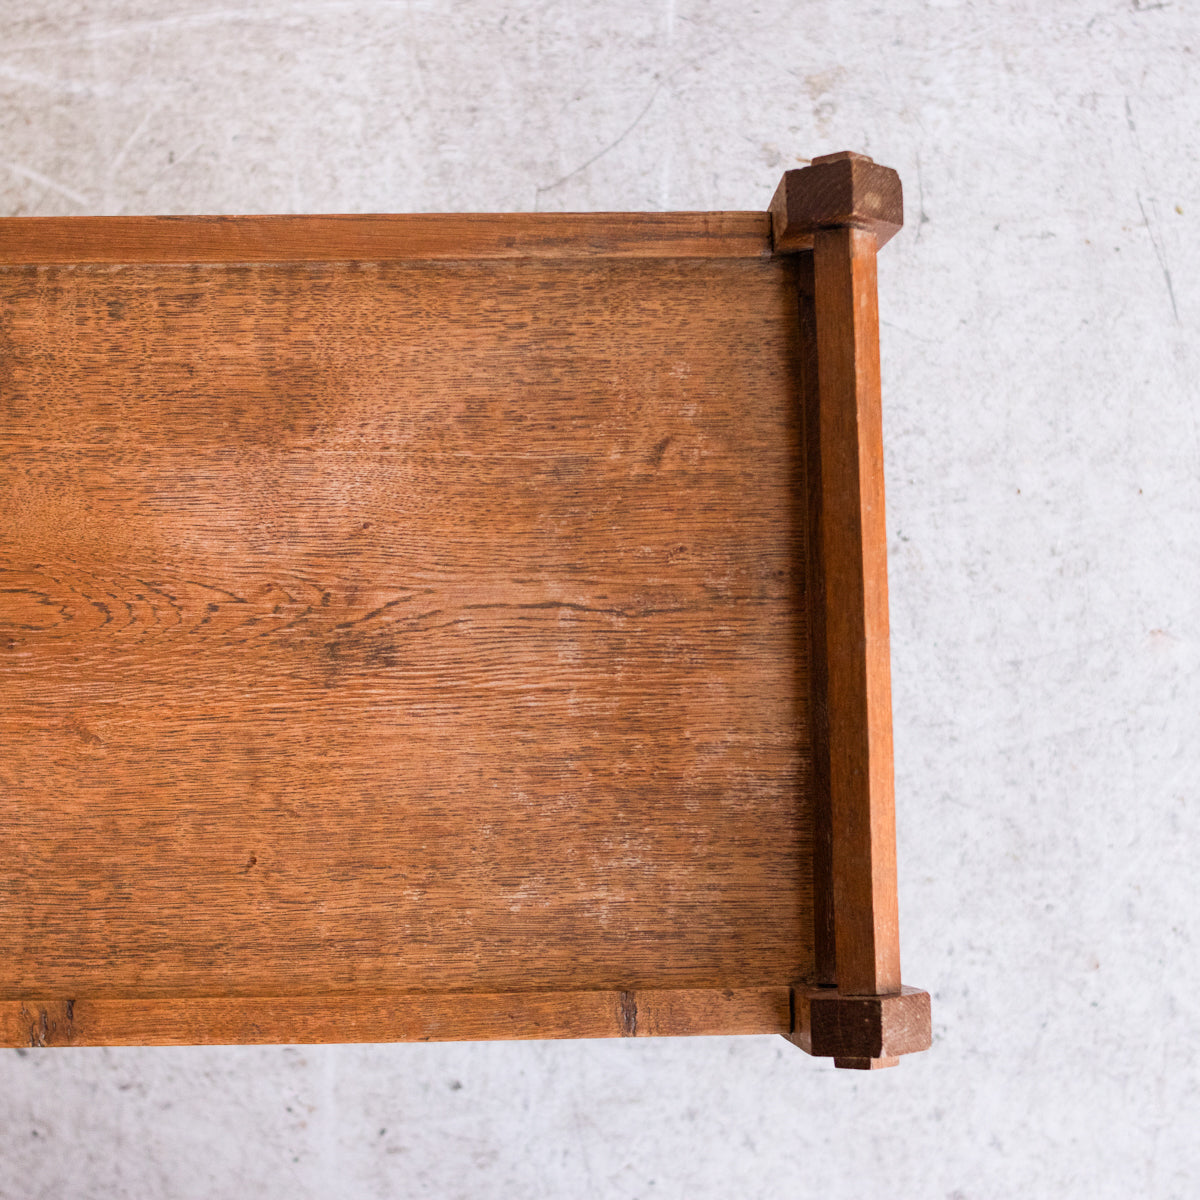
<box><xmin>792</xmin><ymin>985</ymin><xmax>931</xmax><ymax>1061</ymax></box>
<box><xmin>0</xmin><ymin>157</ymin><xmax>929</xmax><ymax>1063</ymax></box>
<box><xmin>0</xmin><ymin>211</ymin><xmax>772</xmax><ymax>265</ymax></box>
<box><xmin>795</xmin><ymin>253</ymin><xmax>836</xmax><ymax>987</ymax></box>
<box><xmin>0</xmin><ymin>986</ymin><xmax>791</xmax><ymax>1047</ymax></box>
<box><xmin>770</xmin><ymin>153</ymin><xmax>903</xmax><ymax>252</ymax></box>
<box><xmin>813</xmin><ymin>224</ymin><xmax>902</xmax><ymax>1000</ymax></box>
<box><xmin>0</xmin><ymin>250</ymin><xmax>812</xmax><ymax>1026</ymax></box>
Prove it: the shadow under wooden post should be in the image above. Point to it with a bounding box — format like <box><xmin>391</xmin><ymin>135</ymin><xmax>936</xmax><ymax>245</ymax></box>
<box><xmin>771</xmin><ymin>151</ymin><xmax>932</xmax><ymax>1070</ymax></box>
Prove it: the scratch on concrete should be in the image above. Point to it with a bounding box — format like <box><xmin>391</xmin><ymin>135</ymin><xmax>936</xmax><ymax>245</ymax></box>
<box><xmin>1136</xmin><ymin>191</ymin><xmax>1180</xmax><ymax>324</ymax></box>
<box><xmin>1</xmin><ymin>160</ymin><xmax>90</xmax><ymax>207</ymax></box>
<box><xmin>108</xmin><ymin>106</ymin><xmax>158</xmax><ymax>181</ymax></box>
<box><xmin>0</xmin><ymin>3</ymin><xmax>366</xmax><ymax>54</ymax></box>
<box><xmin>0</xmin><ymin>63</ymin><xmax>107</xmax><ymax>96</ymax></box>
<box><xmin>534</xmin><ymin>80</ymin><xmax>664</xmax><ymax>209</ymax></box>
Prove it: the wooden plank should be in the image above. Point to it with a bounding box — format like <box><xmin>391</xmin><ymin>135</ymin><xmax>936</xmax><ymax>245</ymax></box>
<box><xmin>813</xmin><ymin>224</ymin><xmax>901</xmax><ymax>998</ymax></box>
<box><xmin>0</xmin><ymin>986</ymin><xmax>791</xmax><ymax>1047</ymax></box>
<box><xmin>795</xmin><ymin>252</ymin><xmax>837</xmax><ymax>987</ymax></box>
<box><xmin>0</xmin><ymin>212</ymin><xmax>773</xmax><ymax>265</ymax></box>
<box><xmin>0</xmin><ymin>253</ymin><xmax>813</xmax><ymax>1007</ymax></box>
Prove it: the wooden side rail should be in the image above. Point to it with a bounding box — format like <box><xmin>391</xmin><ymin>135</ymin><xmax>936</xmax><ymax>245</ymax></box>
<box><xmin>0</xmin><ymin>988</ymin><xmax>793</xmax><ymax>1047</ymax></box>
<box><xmin>772</xmin><ymin>152</ymin><xmax>931</xmax><ymax>1069</ymax></box>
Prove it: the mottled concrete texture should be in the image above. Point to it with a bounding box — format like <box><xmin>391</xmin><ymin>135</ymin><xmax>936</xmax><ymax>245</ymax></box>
<box><xmin>2</xmin><ymin>2</ymin><xmax>1198</xmax><ymax>1197</ymax></box>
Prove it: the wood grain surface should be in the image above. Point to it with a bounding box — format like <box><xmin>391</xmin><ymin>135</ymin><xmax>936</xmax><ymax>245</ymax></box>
<box><xmin>792</xmin><ymin>984</ymin><xmax>930</xmax><ymax>1062</ymax></box>
<box><xmin>770</xmin><ymin>154</ymin><xmax>903</xmax><ymax>252</ymax></box>
<box><xmin>812</xmin><ymin>226</ymin><xmax>901</xmax><ymax>999</ymax></box>
<box><xmin>0</xmin><ymin>252</ymin><xmax>814</xmax><ymax>1015</ymax></box>
<box><xmin>0</xmin><ymin>985</ymin><xmax>792</xmax><ymax>1047</ymax></box>
<box><xmin>0</xmin><ymin>212</ymin><xmax>773</xmax><ymax>265</ymax></box>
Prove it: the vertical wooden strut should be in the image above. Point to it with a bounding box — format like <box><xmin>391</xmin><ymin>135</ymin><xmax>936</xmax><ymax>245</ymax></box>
<box><xmin>770</xmin><ymin>152</ymin><xmax>931</xmax><ymax>1069</ymax></box>
<box><xmin>814</xmin><ymin>221</ymin><xmax>900</xmax><ymax>1000</ymax></box>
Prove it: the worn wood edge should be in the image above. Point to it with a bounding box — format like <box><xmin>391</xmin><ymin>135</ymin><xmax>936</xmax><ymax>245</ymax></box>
<box><xmin>778</xmin><ymin>158</ymin><xmax>909</xmax><ymax>1016</ymax></box>
<box><xmin>813</xmin><ymin>225</ymin><xmax>903</xmax><ymax>998</ymax></box>
<box><xmin>791</xmin><ymin>209</ymin><xmax>928</xmax><ymax>1074</ymax></box>
<box><xmin>770</xmin><ymin>153</ymin><xmax>903</xmax><ymax>252</ymax></box>
<box><xmin>0</xmin><ymin>986</ymin><xmax>792</xmax><ymax>1047</ymax></box>
<box><xmin>786</xmin><ymin>985</ymin><xmax>931</xmax><ymax>1064</ymax></box>
<box><xmin>0</xmin><ymin>211</ymin><xmax>775</xmax><ymax>264</ymax></box>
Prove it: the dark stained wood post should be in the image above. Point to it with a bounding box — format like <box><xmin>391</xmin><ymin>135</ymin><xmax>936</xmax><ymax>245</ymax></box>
<box><xmin>771</xmin><ymin>152</ymin><xmax>931</xmax><ymax>1069</ymax></box>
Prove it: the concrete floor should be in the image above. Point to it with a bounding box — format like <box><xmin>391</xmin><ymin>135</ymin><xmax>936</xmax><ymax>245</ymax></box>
<box><xmin>2</xmin><ymin>2</ymin><xmax>1198</xmax><ymax>1196</ymax></box>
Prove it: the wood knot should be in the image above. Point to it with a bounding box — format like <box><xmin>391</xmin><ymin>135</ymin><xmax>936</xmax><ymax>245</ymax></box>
<box><xmin>618</xmin><ymin>991</ymin><xmax>638</xmax><ymax>1037</ymax></box>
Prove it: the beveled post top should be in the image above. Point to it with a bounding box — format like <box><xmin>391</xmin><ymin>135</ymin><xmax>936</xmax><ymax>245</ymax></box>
<box><xmin>770</xmin><ymin>152</ymin><xmax>903</xmax><ymax>252</ymax></box>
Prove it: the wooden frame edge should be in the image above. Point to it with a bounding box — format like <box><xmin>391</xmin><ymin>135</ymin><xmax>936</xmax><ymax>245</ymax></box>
<box><xmin>0</xmin><ymin>986</ymin><xmax>791</xmax><ymax>1048</ymax></box>
<box><xmin>0</xmin><ymin>212</ymin><xmax>773</xmax><ymax>264</ymax></box>
<box><xmin>773</xmin><ymin>152</ymin><xmax>929</xmax><ymax>1070</ymax></box>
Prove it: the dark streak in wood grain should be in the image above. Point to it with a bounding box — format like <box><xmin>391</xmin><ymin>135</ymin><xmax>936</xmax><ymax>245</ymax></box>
<box><xmin>795</xmin><ymin>251</ymin><xmax>837</xmax><ymax>987</ymax></box>
<box><xmin>618</xmin><ymin>990</ymin><xmax>638</xmax><ymax>1037</ymax></box>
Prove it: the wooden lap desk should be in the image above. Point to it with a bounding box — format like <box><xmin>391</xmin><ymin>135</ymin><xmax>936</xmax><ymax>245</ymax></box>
<box><xmin>0</xmin><ymin>151</ymin><xmax>930</xmax><ymax>1069</ymax></box>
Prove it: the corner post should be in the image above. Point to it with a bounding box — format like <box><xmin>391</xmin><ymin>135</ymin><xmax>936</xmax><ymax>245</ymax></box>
<box><xmin>770</xmin><ymin>152</ymin><xmax>930</xmax><ymax>1069</ymax></box>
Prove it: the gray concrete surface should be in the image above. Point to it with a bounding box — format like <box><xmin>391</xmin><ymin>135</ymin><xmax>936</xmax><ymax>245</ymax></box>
<box><xmin>2</xmin><ymin>2</ymin><xmax>1198</xmax><ymax>1196</ymax></box>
